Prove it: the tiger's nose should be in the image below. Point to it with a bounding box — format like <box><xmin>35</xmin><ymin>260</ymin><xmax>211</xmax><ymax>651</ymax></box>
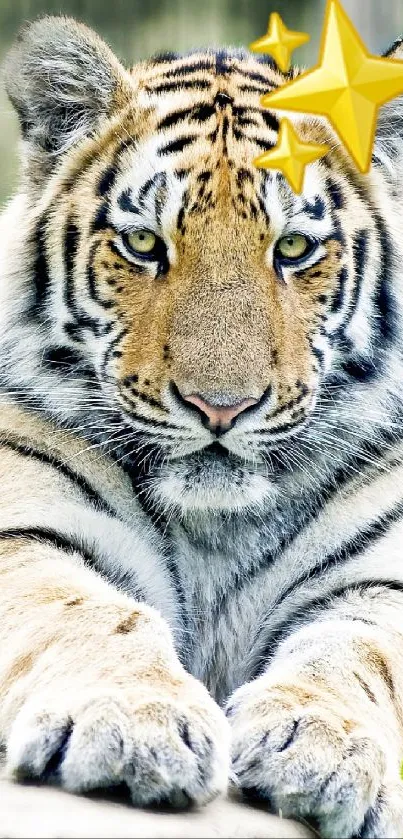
<box><xmin>180</xmin><ymin>392</ymin><xmax>260</xmax><ymax>435</ymax></box>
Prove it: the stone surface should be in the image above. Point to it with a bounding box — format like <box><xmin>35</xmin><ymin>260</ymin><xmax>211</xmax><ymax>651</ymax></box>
<box><xmin>0</xmin><ymin>779</ymin><xmax>314</xmax><ymax>839</ymax></box>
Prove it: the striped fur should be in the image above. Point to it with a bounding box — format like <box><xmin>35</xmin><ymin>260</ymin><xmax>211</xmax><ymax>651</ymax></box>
<box><xmin>1</xmin><ymin>15</ymin><xmax>403</xmax><ymax>835</ymax></box>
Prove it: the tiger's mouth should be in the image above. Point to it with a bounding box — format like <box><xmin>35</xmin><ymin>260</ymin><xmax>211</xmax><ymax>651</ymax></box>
<box><xmin>172</xmin><ymin>441</ymin><xmax>242</xmax><ymax>475</ymax></box>
<box><xmin>194</xmin><ymin>441</ymin><xmax>231</xmax><ymax>460</ymax></box>
<box><xmin>152</xmin><ymin>437</ymin><xmax>277</xmax><ymax>512</ymax></box>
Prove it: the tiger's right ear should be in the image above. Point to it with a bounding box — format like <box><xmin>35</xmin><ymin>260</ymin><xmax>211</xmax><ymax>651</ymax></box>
<box><xmin>4</xmin><ymin>16</ymin><xmax>134</xmax><ymax>160</ymax></box>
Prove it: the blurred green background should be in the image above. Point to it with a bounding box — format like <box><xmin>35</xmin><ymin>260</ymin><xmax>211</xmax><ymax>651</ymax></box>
<box><xmin>0</xmin><ymin>0</ymin><xmax>402</xmax><ymax>204</ymax></box>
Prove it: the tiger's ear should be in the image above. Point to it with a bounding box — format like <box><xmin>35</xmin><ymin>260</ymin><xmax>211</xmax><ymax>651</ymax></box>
<box><xmin>374</xmin><ymin>37</ymin><xmax>403</xmax><ymax>173</ymax></box>
<box><xmin>4</xmin><ymin>16</ymin><xmax>133</xmax><ymax>159</ymax></box>
<box><xmin>383</xmin><ymin>36</ymin><xmax>403</xmax><ymax>60</ymax></box>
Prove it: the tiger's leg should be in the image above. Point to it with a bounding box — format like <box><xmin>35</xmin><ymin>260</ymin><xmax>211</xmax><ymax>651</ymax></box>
<box><xmin>0</xmin><ymin>539</ymin><xmax>229</xmax><ymax>805</ymax></box>
<box><xmin>227</xmin><ymin>587</ymin><xmax>403</xmax><ymax>838</ymax></box>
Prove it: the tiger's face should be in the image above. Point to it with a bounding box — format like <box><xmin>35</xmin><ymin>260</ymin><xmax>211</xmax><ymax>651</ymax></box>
<box><xmin>5</xmin><ymin>18</ymin><xmax>401</xmax><ymax>513</ymax></box>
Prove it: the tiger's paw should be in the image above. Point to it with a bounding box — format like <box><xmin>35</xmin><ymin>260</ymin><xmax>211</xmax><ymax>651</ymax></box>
<box><xmin>7</xmin><ymin>682</ymin><xmax>230</xmax><ymax>808</ymax></box>
<box><xmin>226</xmin><ymin>678</ymin><xmax>403</xmax><ymax>838</ymax></box>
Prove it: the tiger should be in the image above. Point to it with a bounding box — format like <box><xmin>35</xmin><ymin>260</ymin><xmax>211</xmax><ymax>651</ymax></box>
<box><xmin>1</xmin><ymin>12</ymin><xmax>403</xmax><ymax>837</ymax></box>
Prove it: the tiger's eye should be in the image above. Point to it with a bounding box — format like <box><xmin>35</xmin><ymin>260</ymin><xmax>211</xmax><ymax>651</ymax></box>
<box><xmin>127</xmin><ymin>229</ymin><xmax>157</xmax><ymax>254</ymax></box>
<box><xmin>276</xmin><ymin>234</ymin><xmax>310</xmax><ymax>260</ymax></box>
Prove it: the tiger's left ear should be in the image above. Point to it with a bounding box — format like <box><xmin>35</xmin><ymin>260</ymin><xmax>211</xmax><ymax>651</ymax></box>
<box><xmin>4</xmin><ymin>16</ymin><xmax>134</xmax><ymax>161</ymax></box>
<box><xmin>374</xmin><ymin>37</ymin><xmax>403</xmax><ymax>172</ymax></box>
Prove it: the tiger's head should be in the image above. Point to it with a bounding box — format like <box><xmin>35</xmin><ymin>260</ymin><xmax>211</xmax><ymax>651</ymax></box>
<box><xmin>3</xmin><ymin>17</ymin><xmax>403</xmax><ymax>514</ymax></box>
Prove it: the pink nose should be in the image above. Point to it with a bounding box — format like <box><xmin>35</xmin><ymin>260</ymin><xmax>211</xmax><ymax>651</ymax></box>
<box><xmin>182</xmin><ymin>393</ymin><xmax>259</xmax><ymax>431</ymax></box>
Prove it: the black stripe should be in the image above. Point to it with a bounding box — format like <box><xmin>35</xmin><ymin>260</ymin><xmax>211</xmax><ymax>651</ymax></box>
<box><xmin>0</xmin><ymin>526</ymin><xmax>100</xmax><ymax>568</ymax></box>
<box><xmin>349</xmin><ymin>229</ymin><xmax>369</xmax><ymax>321</ymax></box>
<box><xmin>87</xmin><ymin>267</ymin><xmax>113</xmax><ymax>311</ymax></box>
<box><xmin>338</xmin><ymin>215</ymin><xmax>396</xmax><ymax>381</ymax></box>
<box><xmin>177</xmin><ymin>206</ymin><xmax>186</xmax><ymax>234</ymax></box>
<box><xmin>207</xmin><ymin>443</ymin><xmax>401</xmax><ymax>633</ymax></box>
<box><xmin>261</xmin><ymin>112</ymin><xmax>280</xmax><ymax>133</ymax></box>
<box><xmin>326</xmin><ymin>177</ymin><xmax>345</xmax><ymax>210</ymax></box>
<box><xmin>0</xmin><ymin>525</ymin><xmax>147</xmax><ymax>603</ymax></box>
<box><xmin>118</xmin><ymin>393</ymin><xmax>174</xmax><ymax>430</ymax></box>
<box><xmin>331</xmin><ymin>266</ymin><xmax>348</xmax><ymax>314</ymax></box>
<box><xmin>308</xmin><ymin>336</ymin><xmax>325</xmax><ymax>370</ymax></box>
<box><xmin>42</xmin><ymin>346</ymin><xmax>84</xmax><ymax>370</ymax></box>
<box><xmin>101</xmin><ymin>327</ymin><xmax>128</xmax><ymax>379</ymax></box>
<box><xmin>42</xmin><ymin>345</ymin><xmax>96</xmax><ymax>384</ymax></box>
<box><xmin>197</xmin><ymin>170</ymin><xmax>212</xmax><ymax>183</ymax></box>
<box><xmin>146</xmin><ymin>80</ymin><xmax>211</xmax><ymax>94</ymax></box>
<box><xmin>255</xmin><ymin>54</ymin><xmax>278</xmax><ymax>70</ymax></box>
<box><xmin>117</xmin><ymin>188</ymin><xmax>138</xmax><ymax>214</ymax></box>
<box><xmin>150</xmin><ymin>51</ymin><xmax>179</xmax><ymax>64</ymax></box>
<box><xmin>30</xmin><ymin>214</ymin><xmax>51</xmax><ymax>316</ymax></box>
<box><xmin>253</xmin><ymin>497</ymin><xmax>403</xmax><ymax>675</ymax></box>
<box><xmin>138</xmin><ymin>176</ymin><xmax>159</xmax><ymax>206</ymax></box>
<box><xmin>236</xmin><ymin>68</ymin><xmax>272</xmax><ymax>85</ymax></box>
<box><xmin>341</xmin><ymin>356</ymin><xmax>378</xmax><ymax>382</ymax></box>
<box><xmin>63</xmin><ymin>221</ymin><xmax>106</xmax><ymax>337</ymax></box>
<box><xmin>382</xmin><ymin>36</ymin><xmax>403</xmax><ymax>58</ymax></box>
<box><xmin>192</xmin><ymin>103</ymin><xmax>216</xmax><ymax>121</ymax></box>
<box><xmin>174</xmin><ymin>167</ymin><xmax>191</xmax><ymax>180</ymax></box>
<box><xmin>97</xmin><ymin>164</ymin><xmax>118</xmax><ymax>198</ymax></box>
<box><xmin>239</xmin><ymin>84</ymin><xmax>270</xmax><ymax>94</ymax></box>
<box><xmin>303</xmin><ymin>196</ymin><xmax>326</xmax><ymax>220</ymax></box>
<box><xmin>266</xmin><ymin>417</ymin><xmax>306</xmax><ymax>437</ymax></box>
<box><xmin>373</xmin><ymin>214</ymin><xmax>396</xmax><ymax>345</ymax></box>
<box><xmin>232</xmin><ymin>106</ymin><xmax>279</xmax><ymax>132</ymax></box>
<box><xmin>293</xmin><ymin>254</ymin><xmax>328</xmax><ymax>281</ymax></box>
<box><xmin>333</xmin><ymin>229</ymin><xmax>369</xmax><ymax>341</ymax></box>
<box><xmin>152</xmin><ymin>172</ymin><xmax>168</xmax><ymax>229</ymax></box>
<box><xmin>214</xmin><ymin>92</ymin><xmax>233</xmax><ymax>108</ymax></box>
<box><xmin>249</xmin><ymin>135</ymin><xmax>275</xmax><ymax>151</ymax></box>
<box><xmin>305</xmin><ymin>579</ymin><xmax>403</xmax><ymax>614</ymax></box>
<box><xmin>344</xmin><ymin>173</ymin><xmax>397</xmax><ymax>353</ymax></box>
<box><xmin>122</xmin><ymin>385</ymin><xmax>166</xmax><ymax>412</ymax></box>
<box><xmin>106</xmin><ymin>240</ymin><xmax>146</xmax><ymax>273</ymax></box>
<box><xmin>215</xmin><ymin>49</ymin><xmax>229</xmax><ymax>76</ymax></box>
<box><xmin>63</xmin><ymin>220</ymin><xmax>80</xmax><ymax>315</ymax></box>
<box><xmin>121</xmin><ymin>456</ymin><xmax>189</xmax><ymax>640</ymax></box>
<box><xmin>158</xmin><ymin>107</ymin><xmax>193</xmax><ymax>130</ymax></box>
<box><xmin>87</xmin><ymin>241</ymin><xmax>116</xmax><ymax>311</ymax></box>
<box><xmin>237</xmin><ymin>168</ymin><xmax>254</xmax><ymax>185</ymax></box>
<box><xmin>161</xmin><ymin>60</ymin><xmax>214</xmax><ymax>79</ymax></box>
<box><xmin>0</xmin><ymin>438</ymin><xmax>116</xmax><ymax>517</ymax></box>
<box><xmin>158</xmin><ymin>136</ymin><xmax>196</xmax><ymax>156</ymax></box>
<box><xmin>253</xmin><ymin>579</ymin><xmax>403</xmax><ymax>679</ymax></box>
<box><xmin>236</xmin><ymin>116</ymin><xmax>259</xmax><ymax>128</ymax></box>
<box><xmin>92</xmin><ymin>202</ymin><xmax>110</xmax><ymax>232</ymax></box>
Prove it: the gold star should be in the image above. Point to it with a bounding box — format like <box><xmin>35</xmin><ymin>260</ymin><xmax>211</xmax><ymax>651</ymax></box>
<box><xmin>261</xmin><ymin>0</ymin><xmax>403</xmax><ymax>173</ymax></box>
<box><xmin>253</xmin><ymin>118</ymin><xmax>329</xmax><ymax>194</ymax></box>
<box><xmin>250</xmin><ymin>12</ymin><xmax>310</xmax><ymax>74</ymax></box>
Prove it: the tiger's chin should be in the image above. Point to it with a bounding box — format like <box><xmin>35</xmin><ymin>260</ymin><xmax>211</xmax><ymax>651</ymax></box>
<box><xmin>154</xmin><ymin>449</ymin><xmax>278</xmax><ymax>513</ymax></box>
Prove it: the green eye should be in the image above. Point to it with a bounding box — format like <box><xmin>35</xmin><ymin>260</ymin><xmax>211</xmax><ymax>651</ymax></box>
<box><xmin>276</xmin><ymin>234</ymin><xmax>311</xmax><ymax>261</ymax></box>
<box><xmin>126</xmin><ymin>229</ymin><xmax>157</xmax><ymax>254</ymax></box>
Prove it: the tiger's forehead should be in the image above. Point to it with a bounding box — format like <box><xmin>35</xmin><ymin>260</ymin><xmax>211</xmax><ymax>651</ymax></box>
<box><xmin>133</xmin><ymin>49</ymin><xmax>287</xmax><ymax>105</ymax></box>
<box><xmin>105</xmin><ymin>49</ymin><xmax>336</xmax><ymax>244</ymax></box>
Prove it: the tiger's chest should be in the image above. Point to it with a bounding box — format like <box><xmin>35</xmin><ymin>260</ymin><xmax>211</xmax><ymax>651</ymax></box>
<box><xmin>170</xmin><ymin>521</ymin><xmax>280</xmax><ymax>704</ymax></box>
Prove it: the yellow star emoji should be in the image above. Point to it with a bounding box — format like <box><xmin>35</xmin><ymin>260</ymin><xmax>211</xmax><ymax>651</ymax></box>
<box><xmin>261</xmin><ymin>0</ymin><xmax>403</xmax><ymax>173</ymax></box>
<box><xmin>250</xmin><ymin>12</ymin><xmax>310</xmax><ymax>74</ymax></box>
<box><xmin>253</xmin><ymin>118</ymin><xmax>329</xmax><ymax>194</ymax></box>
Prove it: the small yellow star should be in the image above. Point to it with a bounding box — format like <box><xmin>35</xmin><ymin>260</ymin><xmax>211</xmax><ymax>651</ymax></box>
<box><xmin>261</xmin><ymin>0</ymin><xmax>403</xmax><ymax>173</ymax></box>
<box><xmin>253</xmin><ymin>118</ymin><xmax>329</xmax><ymax>194</ymax></box>
<box><xmin>250</xmin><ymin>12</ymin><xmax>310</xmax><ymax>74</ymax></box>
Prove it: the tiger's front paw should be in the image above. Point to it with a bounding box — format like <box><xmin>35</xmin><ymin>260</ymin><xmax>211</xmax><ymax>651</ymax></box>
<box><xmin>7</xmin><ymin>679</ymin><xmax>229</xmax><ymax>808</ymax></box>
<box><xmin>227</xmin><ymin>678</ymin><xmax>403</xmax><ymax>838</ymax></box>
